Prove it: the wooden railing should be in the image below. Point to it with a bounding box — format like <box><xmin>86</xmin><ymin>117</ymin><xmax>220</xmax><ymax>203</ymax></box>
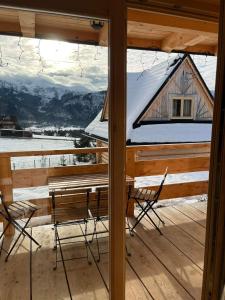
<box><xmin>0</xmin><ymin>142</ymin><xmax>210</xmax><ymax>222</ymax></box>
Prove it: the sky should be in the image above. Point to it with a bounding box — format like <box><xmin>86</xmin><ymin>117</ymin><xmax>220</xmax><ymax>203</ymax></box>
<box><xmin>0</xmin><ymin>35</ymin><xmax>217</xmax><ymax>92</ymax></box>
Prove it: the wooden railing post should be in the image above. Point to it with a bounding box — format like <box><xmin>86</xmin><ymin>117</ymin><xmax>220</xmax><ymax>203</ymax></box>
<box><xmin>0</xmin><ymin>156</ymin><xmax>14</xmax><ymax>235</ymax></box>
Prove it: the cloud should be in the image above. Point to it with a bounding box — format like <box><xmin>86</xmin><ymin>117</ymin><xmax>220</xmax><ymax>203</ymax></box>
<box><xmin>0</xmin><ymin>35</ymin><xmax>217</xmax><ymax>92</ymax></box>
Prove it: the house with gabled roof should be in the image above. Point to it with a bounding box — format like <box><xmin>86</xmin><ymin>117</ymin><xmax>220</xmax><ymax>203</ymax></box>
<box><xmin>85</xmin><ymin>54</ymin><xmax>214</xmax><ymax>145</ymax></box>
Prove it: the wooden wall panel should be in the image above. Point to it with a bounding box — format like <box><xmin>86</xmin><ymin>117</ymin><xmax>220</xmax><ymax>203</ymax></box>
<box><xmin>135</xmin><ymin>155</ymin><xmax>209</xmax><ymax>176</ymax></box>
<box><xmin>12</xmin><ymin>164</ymin><xmax>108</xmax><ymax>188</ymax></box>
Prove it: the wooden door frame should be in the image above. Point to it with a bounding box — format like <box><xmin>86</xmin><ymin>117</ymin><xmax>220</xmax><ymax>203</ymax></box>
<box><xmin>201</xmin><ymin>0</ymin><xmax>225</xmax><ymax>298</ymax></box>
<box><xmin>0</xmin><ymin>1</ymin><xmax>127</xmax><ymax>299</ymax></box>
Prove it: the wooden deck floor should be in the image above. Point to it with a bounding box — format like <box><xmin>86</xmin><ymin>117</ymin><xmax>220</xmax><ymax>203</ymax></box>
<box><xmin>0</xmin><ymin>201</ymin><xmax>207</xmax><ymax>300</ymax></box>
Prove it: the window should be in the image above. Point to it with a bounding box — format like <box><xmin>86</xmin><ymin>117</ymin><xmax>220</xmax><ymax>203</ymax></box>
<box><xmin>172</xmin><ymin>98</ymin><xmax>192</xmax><ymax>118</ymax></box>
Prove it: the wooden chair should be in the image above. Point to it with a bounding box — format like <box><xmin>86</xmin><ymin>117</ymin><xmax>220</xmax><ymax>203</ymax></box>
<box><xmin>128</xmin><ymin>168</ymin><xmax>168</xmax><ymax>235</ymax></box>
<box><xmin>88</xmin><ymin>186</ymin><xmax>131</xmax><ymax>261</ymax></box>
<box><xmin>51</xmin><ymin>187</ymin><xmax>92</xmax><ymax>269</ymax></box>
<box><xmin>88</xmin><ymin>186</ymin><xmax>108</xmax><ymax>261</ymax></box>
<box><xmin>0</xmin><ymin>192</ymin><xmax>41</xmax><ymax>261</ymax></box>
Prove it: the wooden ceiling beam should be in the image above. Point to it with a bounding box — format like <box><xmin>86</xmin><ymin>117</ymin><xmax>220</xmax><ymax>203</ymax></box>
<box><xmin>127</xmin><ymin>36</ymin><xmax>161</xmax><ymax>50</ymax></box>
<box><xmin>162</xmin><ymin>32</ymin><xmax>212</xmax><ymax>53</ymax></box>
<box><xmin>98</xmin><ymin>23</ymin><xmax>108</xmax><ymax>46</ymax></box>
<box><xmin>127</xmin><ymin>0</ymin><xmax>219</xmax><ymax>22</ymax></box>
<box><xmin>36</xmin><ymin>25</ymin><xmax>99</xmax><ymax>44</ymax></box>
<box><xmin>0</xmin><ymin>0</ymin><xmax>108</xmax><ymax>19</ymax></box>
<box><xmin>19</xmin><ymin>11</ymin><xmax>35</xmax><ymax>37</ymax></box>
<box><xmin>128</xmin><ymin>9</ymin><xmax>218</xmax><ymax>38</ymax></box>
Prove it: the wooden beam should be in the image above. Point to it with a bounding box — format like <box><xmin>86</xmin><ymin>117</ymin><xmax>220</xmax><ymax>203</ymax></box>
<box><xmin>109</xmin><ymin>0</ymin><xmax>126</xmax><ymax>299</ymax></box>
<box><xmin>36</xmin><ymin>25</ymin><xmax>99</xmax><ymax>44</ymax></box>
<box><xmin>98</xmin><ymin>22</ymin><xmax>108</xmax><ymax>46</ymax></box>
<box><xmin>12</xmin><ymin>163</ymin><xmax>108</xmax><ymax>188</ymax></box>
<box><xmin>127</xmin><ymin>1</ymin><xmax>219</xmax><ymax>22</ymax></box>
<box><xmin>127</xmin><ymin>36</ymin><xmax>161</xmax><ymax>49</ymax></box>
<box><xmin>127</xmin><ymin>9</ymin><xmax>218</xmax><ymax>35</ymax></box>
<box><xmin>135</xmin><ymin>155</ymin><xmax>209</xmax><ymax>176</ymax></box>
<box><xmin>0</xmin><ymin>0</ymin><xmax>108</xmax><ymax>19</ymax></box>
<box><xmin>162</xmin><ymin>32</ymin><xmax>208</xmax><ymax>52</ymax></box>
<box><xmin>19</xmin><ymin>11</ymin><xmax>35</xmax><ymax>37</ymax></box>
<box><xmin>0</xmin><ymin>157</ymin><xmax>14</xmax><ymax>235</ymax></box>
<box><xmin>144</xmin><ymin>180</ymin><xmax>208</xmax><ymax>200</ymax></box>
<box><xmin>201</xmin><ymin>0</ymin><xmax>225</xmax><ymax>298</ymax></box>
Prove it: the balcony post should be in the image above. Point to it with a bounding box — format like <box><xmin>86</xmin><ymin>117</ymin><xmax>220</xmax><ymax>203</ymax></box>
<box><xmin>109</xmin><ymin>0</ymin><xmax>127</xmax><ymax>299</ymax></box>
<box><xmin>0</xmin><ymin>156</ymin><xmax>14</xmax><ymax>235</ymax></box>
<box><xmin>201</xmin><ymin>0</ymin><xmax>225</xmax><ymax>298</ymax></box>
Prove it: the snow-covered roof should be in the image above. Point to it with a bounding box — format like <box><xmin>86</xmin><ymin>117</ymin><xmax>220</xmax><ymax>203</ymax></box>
<box><xmin>129</xmin><ymin>123</ymin><xmax>212</xmax><ymax>144</ymax></box>
<box><xmin>126</xmin><ymin>55</ymin><xmax>183</xmax><ymax>137</ymax></box>
<box><xmin>85</xmin><ymin>54</ymin><xmax>214</xmax><ymax>144</ymax></box>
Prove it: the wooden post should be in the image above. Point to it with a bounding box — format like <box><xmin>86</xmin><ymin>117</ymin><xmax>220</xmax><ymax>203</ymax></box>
<box><xmin>109</xmin><ymin>1</ymin><xmax>127</xmax><ymax>299</ymax></box>
<box><xmin>201</xmin><ymin>0</ymin><xmax>225</xmax><ymax>298</ymax></box>
<box><xmin>0</xmin><ymin>156</ymin><xmax>14</xmax><ymax>235</ymax></box>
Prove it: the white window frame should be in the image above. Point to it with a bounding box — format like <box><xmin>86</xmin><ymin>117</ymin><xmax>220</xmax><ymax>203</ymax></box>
<box><xmin>171</xmin><ymin>97</ymin><xmax>193</xmax><ymax>119</ymax></box>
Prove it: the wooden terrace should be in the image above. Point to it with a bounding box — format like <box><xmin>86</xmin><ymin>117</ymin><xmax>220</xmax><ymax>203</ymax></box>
<box><xmin>0</xmin><ymin>200</ymin><xmax>206</xmax><ymax>300</ymax></box>
<box><xmin>0</xmin><ymin>143</ymin><xmax>209</xmax><ymax>299</ymax></box>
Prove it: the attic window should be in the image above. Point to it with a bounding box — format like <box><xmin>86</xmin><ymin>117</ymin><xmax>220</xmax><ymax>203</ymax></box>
<box><xmin>172</xmin><ymin>98</ymin><xmax>193</xmax><ymax>119</ymax></box>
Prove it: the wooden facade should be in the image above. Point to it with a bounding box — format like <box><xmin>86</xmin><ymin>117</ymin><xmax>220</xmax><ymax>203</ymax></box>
<box><xmin>140</xmin><ymin>56</ymin><xmax>213</xmax><ymax>123</ymax></box>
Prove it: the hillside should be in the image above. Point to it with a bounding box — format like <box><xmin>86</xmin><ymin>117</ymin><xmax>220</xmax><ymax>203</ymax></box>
<box><xmin>0</xmin><ymin>79</ymin><xmax>105</xmax><ymax>127</ymax></box>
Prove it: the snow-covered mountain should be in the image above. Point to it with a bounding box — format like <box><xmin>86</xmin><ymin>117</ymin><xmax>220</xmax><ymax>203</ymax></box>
<box><xmin>0</xmin><ymin>77</ymin><xmax>105</xmax><ymax>127</ymax></box>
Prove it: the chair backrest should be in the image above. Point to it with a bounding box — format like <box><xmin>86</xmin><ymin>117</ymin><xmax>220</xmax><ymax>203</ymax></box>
<box><xmin>51</xmin><ymin>187</ymin><xmax>92</xmax><ymax>223</ymax></box>
<box><xmin>154</xmin><ymin>167</ymin><xmax>168</xmax><ymax>200</ymax></box>
<box><xmin>89</xmin><ymin>186</ymin><xmax>109</xmax><ymax>218</ymax></box>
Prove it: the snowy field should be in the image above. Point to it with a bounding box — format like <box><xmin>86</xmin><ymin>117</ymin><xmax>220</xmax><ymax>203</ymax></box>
<box><xmin>0</xmin><ymin>137</ymin><xmax>208</xmax><ymax>203</ymax></box>
<box><xmin>0</xmin><ymin>136</ymin><xmax>75</xmax><ymax>169</ymax></box>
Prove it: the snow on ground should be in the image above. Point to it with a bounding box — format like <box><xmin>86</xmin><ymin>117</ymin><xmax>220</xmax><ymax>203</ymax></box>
<box><xmin>0</xmin><ymin>137</ymin><xmax>75</xmax><ymax>169</ymax></box>
<box><xmin>135</xmin><ymin>171</ymin><xmax>209</xmax><ymax>187</ymax></box>
<box><xmin>33</xmin><ymin>134</ymin><xmax>77</xmax><ymax>141</ymax></box>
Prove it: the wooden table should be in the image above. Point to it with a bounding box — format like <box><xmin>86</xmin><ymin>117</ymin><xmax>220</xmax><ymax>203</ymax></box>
<box><xmin>48</xmin><ymin>173</ymin><xmax>135</xmax><ymax>216</ymax></box>
<box><xmin>48</xmin><ymin>173</ymin><xmax>134</xmax><ymax>192</ymax></box>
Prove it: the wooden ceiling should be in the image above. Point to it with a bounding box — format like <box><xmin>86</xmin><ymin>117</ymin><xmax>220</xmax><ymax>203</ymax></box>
<box><xmin>0</xmin><ymin>6</ymin><xmax>218</xmax><ymax>55</ymax></box>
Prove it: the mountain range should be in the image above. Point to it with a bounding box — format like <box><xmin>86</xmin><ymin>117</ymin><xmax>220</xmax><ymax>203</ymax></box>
<box><xmin>0</xmin><ymin>77</ymin><xmax>106</xmax><ymax>128</ymax></box>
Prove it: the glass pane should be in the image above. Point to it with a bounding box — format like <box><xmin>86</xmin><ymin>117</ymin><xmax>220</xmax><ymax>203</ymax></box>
<box><xmin>173</xmin><ymin>99</ymin><xmax>181</xmax><ymax>117</ymax></box>
<box><xmin>183</xmin><ymin>99</ymin><xmax>192</xmax><ymax>117</ymax></box>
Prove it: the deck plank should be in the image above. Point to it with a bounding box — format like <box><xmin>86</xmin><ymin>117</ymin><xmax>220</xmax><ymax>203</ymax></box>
<box><xmin>159</xmin><ymin>206</ymin><xmax>205</xmax><ymax>245</ymax></box>
<box><xmin>173</xmin><ymin>204</ymin><xmax>206</xmax><ymax>227</ymax></box>
<box><xmin>132</xmin><ymin>214</ymin><xmax>203</xmax><ymax>299</ymax></box>
<box><xmin>0</xmin><ymin>203</ymin><xmax>206</xmax><ymax>300</ymax></box>
<box><xmin>88</xmin><ymin>221</ymin><xmax>153</xmax><ymax>299</ymax></box>
<box><xmin>144</xmin><ymin>209</ymin><xmax>204</xmax><ymax>270</ymax></box>
<box><xmin>0</xmin><ymin>231</ymin><xmax>30</xmax><ymax>300</ymax></box>
<box><xmin>188</xmin><ymin>201</ymin><xmax>207</xmax><ymax>214</ymax></box>
<box><xmin>127</xmin><ymin>235</ymin><xmax>193</xmax><ymax>300</ymax></box>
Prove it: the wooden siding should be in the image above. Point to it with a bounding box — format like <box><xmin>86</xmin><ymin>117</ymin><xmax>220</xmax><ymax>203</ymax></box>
<box><xmin>140</xmin><ymin>57</ymin><xmax>213</xmax><ymax>122</ymax></box>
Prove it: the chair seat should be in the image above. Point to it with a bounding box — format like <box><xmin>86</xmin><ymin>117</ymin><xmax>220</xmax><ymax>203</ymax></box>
<box><xmin>130</xmin><ymin>188</ymin><xmax>156</xmax><ymax>201</ymax></box>
<box><xmin>7</xmin><ymin>201</ymin><xmax>38</xmax><ymax>218</ymax></box>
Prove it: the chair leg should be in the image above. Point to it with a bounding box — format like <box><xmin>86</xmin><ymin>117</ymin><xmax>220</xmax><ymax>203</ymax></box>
<box><xmin>94</xmin><ymin>221</ymin><xmax>101</xmax><ymax>262</ymax></box>
<box><xmin>144</xmin><ymin>212</ymin><xmax>163</xmax><ymax>235</ymax></box>
<box><xmin>56</xmin><ymin>230</ymin><xmax>72</xmax><ymax>300</ymax></box>
<box><xmin>83</xmin><ymin>222</ymin><xmax>92</xmax><ymax>265</ymax></box>
<box><xmin>5</xmin><ymin>216</ymin><xmax>40</xmax><ymax>262</ymax></box>
<box><xmin>53</xmin><ymin>226</ymin><xmax>58</xmax><ymax>270</ymax></box>
<box><xmin>151</xmin><ymin>207</ymin><xmax>165</xmax><ymax>224</ymax></box>
<box><xmin>125</xmin><ymin>244</ymin><xmax>131</xmax><ymax>257</ymax></box>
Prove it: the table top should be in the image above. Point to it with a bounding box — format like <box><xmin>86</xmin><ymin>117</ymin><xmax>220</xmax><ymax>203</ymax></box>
<box><xmin>48</xmin><ymin>173</ymin><xmax>134</xmax><ymax>193</ymax></box>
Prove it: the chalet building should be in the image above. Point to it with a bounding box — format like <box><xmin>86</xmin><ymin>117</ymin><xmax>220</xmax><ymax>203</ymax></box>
<box><xmin>0</xmin><ymin>115</ymin><xmax>32</xmax><ymax>138</ymax></box>
<box><xmin>85</xmin><ymin>54</ymin><xmax>214</xmax><ymax>145</ymax></box>
<box><xmin>0</xmin><ymin>116</ymin><xmax>18</xmax><ymax>129</ymax></box>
